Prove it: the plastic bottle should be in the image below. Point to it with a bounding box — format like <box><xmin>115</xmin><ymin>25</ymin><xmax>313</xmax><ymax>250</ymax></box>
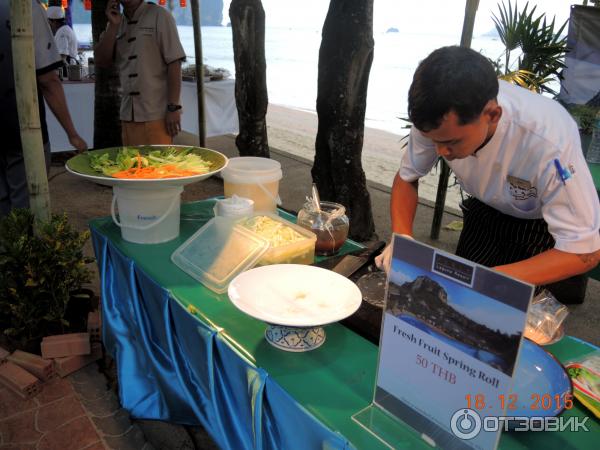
<box><xmin>586</xmin><ymin>111</ymin><xmax>600</xmax><ymax>164</ymax></box>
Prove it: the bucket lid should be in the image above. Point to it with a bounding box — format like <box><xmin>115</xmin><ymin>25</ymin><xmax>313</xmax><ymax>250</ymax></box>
<box><xmin>171</xmin><ymin>216</ymin><xmax>269</xmax><ymax>294</ymax></box>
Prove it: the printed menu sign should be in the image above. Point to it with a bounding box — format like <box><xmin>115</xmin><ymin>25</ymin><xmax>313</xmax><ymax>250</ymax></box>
<box><xmin>374</xmin><ymin>236</ymin><xmax>533</xmax><ymax>450</ymax></box>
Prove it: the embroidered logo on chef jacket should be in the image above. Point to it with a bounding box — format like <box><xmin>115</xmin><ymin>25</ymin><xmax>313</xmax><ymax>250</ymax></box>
<box><xmin>507</xmin><ymin>175</ymin><xmax>537</xmax><ymax>200</ymax></box>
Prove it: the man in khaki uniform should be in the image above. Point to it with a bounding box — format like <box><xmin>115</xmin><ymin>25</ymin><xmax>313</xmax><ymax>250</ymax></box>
<box><xmin>95</xmin><ymin>0</ymin><xmax>186</xmax><ymax>145</ymax></box>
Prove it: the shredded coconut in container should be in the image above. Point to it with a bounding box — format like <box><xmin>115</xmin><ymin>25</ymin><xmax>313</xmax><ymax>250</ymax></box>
<box><xmin>240</xmin><ymin>215</ymin><xmax>305</xmax><ymax>247</ymax></box>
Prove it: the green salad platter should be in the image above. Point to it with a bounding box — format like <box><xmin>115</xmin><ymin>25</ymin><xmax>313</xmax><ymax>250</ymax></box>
<box><xmin>66</xmin><ymin>145</ymin><xmax>228</xmax><ymax>188</ymax></box>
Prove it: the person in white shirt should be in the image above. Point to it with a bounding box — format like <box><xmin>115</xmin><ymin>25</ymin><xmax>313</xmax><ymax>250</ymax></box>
<box><xmin>0</xmin><ymin>0</ymin><xmax>86</xmax><ymax>216</ymax></box>
<box><xmin>47</xmin><ymin>6</ymin><xmax>78</xmax><ymax>64</ymax></box>
<box><xmin>375</xmin><ymin>46</ymin><xmax>600</xmax><ymax>304</ymax></box>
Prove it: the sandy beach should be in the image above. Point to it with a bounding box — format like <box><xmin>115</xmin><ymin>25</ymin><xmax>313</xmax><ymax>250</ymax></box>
<box><xmin>265</xmin><ymin>104</ymin><xmax>463</xmax><ymax>211</ymax></box>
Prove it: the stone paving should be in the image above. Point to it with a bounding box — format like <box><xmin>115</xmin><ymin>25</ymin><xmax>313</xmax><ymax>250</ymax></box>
<box><xmin>0</xmin><ymin>362</ymin><xmax>152</xmax><ymax>450</ymax></box>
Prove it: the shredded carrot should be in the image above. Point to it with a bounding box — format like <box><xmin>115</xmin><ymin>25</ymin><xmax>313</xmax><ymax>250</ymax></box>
<box><xmin>112</xmin><ymin>165</ymin><xmax>202</xmax><ymax>179</ymax></box>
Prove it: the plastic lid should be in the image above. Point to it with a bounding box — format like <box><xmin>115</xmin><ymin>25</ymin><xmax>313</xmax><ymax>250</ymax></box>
<box><xmin>171</xmin><ymin>216</ymin><xmax>270</xmax><ymax>294</ymax></box>
<box><xmin>221</xmin><ymin>157</ymin><xmax>283</xmax><ymax>184</ymax></box>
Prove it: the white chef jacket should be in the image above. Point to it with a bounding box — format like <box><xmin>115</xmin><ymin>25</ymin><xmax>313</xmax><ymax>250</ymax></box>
<box><xmin>400</xmin><ymin>80</ymin><xmax>600</xmax><ymax>254</ymax></box>
<box><xmin>54</xmin><ymin>24</ymin><xmax>78</xmax><ymax>62</ymax></box>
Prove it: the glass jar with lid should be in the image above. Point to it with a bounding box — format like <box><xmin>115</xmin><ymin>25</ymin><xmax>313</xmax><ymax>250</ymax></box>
<box><xmin>297</xmin><ymin>201</ymin><xmax>349</xmax><ymax>256</ymax></box>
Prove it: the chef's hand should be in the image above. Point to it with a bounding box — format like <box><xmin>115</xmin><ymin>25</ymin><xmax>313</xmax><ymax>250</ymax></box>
<box><xmin>165</xmin><ymin>110</ymin><xmax>182</xmax><ymax>137</ymax></box>
<box><xmin>105</xmin><ymin>0</ymin><xmax>122</xmax><ymax>26</ymax></box>
<box><xmin>374</xmin><ymin>235</ymin><xmax>415</xmax><ymax>273</ymax></box>
<box><xmin>375</xmin><ymin>243</ymin><xmax>392</xmax><ymax>273</ymax></box>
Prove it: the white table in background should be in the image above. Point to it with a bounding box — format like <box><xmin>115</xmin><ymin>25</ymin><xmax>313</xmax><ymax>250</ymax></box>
<box><xmin>46</xmin><ymin>79</ymin><xmax>239</xmax><ymax>151</ymax></box>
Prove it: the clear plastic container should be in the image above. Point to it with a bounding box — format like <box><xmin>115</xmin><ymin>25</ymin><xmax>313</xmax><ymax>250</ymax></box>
<box><xmin>171</xmin><ymin>216</ymin><xmax>269</xmax><ymax>294</ymax></box>
<box><xmin>213</xmin><ymin>195</ymin><xmax>254</xmax><ymax>218</ymax></box>
<box><xmin>296</xmin><ymin>201</ymin><xmax>349</xmax><ymax>256</ymax></box>
<box><xmin>237</xmin><ymin>213</ymin><xmax>316</xmax><ymax>265</ymax></box>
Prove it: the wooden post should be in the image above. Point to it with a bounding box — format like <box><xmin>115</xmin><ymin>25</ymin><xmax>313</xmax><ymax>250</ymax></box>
<box><xmin>191</xmin><ymin>0</ymin><xmax>206</xmax><ymax>147</ymax></box>
<box><xmin>430</xmin><ymin>0</ymin><xmax>479</xmax><ymax>239</ymax></box>
<box><xmin>10</xmin><ymin>0</ymin><xmax>51</xmax><ymax>222</ymax></box>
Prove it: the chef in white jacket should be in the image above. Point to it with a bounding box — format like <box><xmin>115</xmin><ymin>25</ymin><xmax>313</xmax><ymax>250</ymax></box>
<box><xmin>47</xmin><ymin>6</ymin><xmax>78</xmax><ymax>64</ymax></box>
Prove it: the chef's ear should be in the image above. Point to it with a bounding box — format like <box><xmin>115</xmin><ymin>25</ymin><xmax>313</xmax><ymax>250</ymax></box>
<box><xmin>483</xmin><ymin>100</ymin><xmax>502</xmax><ymax>126</ymax></box>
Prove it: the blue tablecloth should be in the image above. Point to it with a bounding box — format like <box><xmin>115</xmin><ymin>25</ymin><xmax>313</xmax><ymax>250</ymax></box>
<box><xmin>90</xmin><ymin>199</ymin><xmax>599</xmax><ymax>450</ymax></box>
<box><xmin>92</xmin><ymin>229</ymin><xmax>353</xmax><ymax>450</ymax></box>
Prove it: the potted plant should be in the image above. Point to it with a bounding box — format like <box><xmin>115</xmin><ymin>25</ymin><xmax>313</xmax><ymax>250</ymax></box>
<box><xmin>0</xmin><ymin>209</ymin><xmax>95</xmax><ymax>352</ymax></box>
<box><xmin>567</xmin><ymin>104</ymin><xmax>600</xmax><ymax>157</ymax></box>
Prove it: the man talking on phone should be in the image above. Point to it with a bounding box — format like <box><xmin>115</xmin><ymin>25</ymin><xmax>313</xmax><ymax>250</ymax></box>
<box><xmin>95</xmin><ymin>0</ymin><xmax>186</xmax><ymax>145</ymax></box>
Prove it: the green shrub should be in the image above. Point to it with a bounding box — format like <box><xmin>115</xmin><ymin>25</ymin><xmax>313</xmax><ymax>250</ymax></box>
<box><xmin>0</xmin><ymin>209</ymin><xmax>94</xmax><ymax>349</ymax></box>
<box><xmin>568</xmin><ymin>104</ymin><xmax>600</xmax><ymax>135</ymax></box>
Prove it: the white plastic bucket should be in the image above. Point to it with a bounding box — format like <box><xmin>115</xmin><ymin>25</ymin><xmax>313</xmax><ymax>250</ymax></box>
<box><xmin>221</xmin><ymin>157</ymin><xmax>282</xmax><ymax>212</ymax></box>
<box><xmin>111</xmin><ymin>186</ymin><xmax>183</xmax><ymax>244</ymax></box>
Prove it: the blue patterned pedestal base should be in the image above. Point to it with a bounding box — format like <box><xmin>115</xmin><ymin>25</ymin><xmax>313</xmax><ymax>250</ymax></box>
<box><xmin>265</xmin><ymin>325</ymin><xmax>326</xmax><ymax>352</ymax></box>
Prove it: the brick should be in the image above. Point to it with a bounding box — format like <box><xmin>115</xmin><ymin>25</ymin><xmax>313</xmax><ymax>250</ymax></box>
<box><xmin>87</xmin><ymin>310</ymin><xmax>102</xmax><ymax>342</ymax></box>
<box><xmin>54</xmin><ymin>343</ymin><xmax>102</xmax><ymax>377</ymax></box>
<box><xmin>0</xmin><ymin>345</ymin><xmax>9</xmax><ymax>363</ymax></box>
<box><xmin>6</xmin><ymin>350</ymin><xmax>55</xmax><ymax>381</ymax></box>
<box><xmin>0</xmin><ymin>361</ymin><xmax>41</xmax><ymax>399</ymax></box>
<box><xmin>41</xmin><ymin>332</ymin><xmax>91</xmax><ymax>359</ymax></box>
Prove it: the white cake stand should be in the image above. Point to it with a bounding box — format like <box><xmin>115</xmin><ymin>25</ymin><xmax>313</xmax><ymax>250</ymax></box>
<box><xmin>228</xmin><ymin>264</ymin><xmax>362</xmax><ymax>352</ymax></box>
<box><xmin>65</xmin><ymin>146</ymin><xmax>228</xmax><ymax>243</ymax></box>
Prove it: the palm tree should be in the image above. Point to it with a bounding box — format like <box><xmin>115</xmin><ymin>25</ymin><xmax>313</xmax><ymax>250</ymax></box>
<box><xmin>313</xmin><ymin>0</ymin><xmax>375</xmax><ymax>240</ymax></box>
<box><xmin>229</xmin><ymin>0</ymin><xmax>270</xmax><ymax>157</ymax></box>
<box><xmin>492</xmin><ymin>1</ymin><xmax>568</xmax><ymax>95</ymax></box>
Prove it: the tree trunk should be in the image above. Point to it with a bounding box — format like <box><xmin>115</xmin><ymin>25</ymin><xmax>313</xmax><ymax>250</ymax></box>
<box><xmin>229</xmin><ymin>0</ymin><xmax>269</xmax><ymax>157</ymax></box>
<box><xmin>10</xmin><ymin>0</ymin><xmax>51</xmax><ymax>223</ymax></box>
<box><xmin>92</xmin><ymin>0</ymin><xmax>122</xmax><ymax>149</ymax></box>
<box><xmin>313</xmin><ymin>0</ymin><xmax>374</xmax><ymax>241</ymax></box>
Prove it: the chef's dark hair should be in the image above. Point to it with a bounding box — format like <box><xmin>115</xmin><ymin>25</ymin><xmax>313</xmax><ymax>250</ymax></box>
<box><xmin>408</xmin><ymin>46</ymin><xmax>499</xmax><ymax>132</ymax></box>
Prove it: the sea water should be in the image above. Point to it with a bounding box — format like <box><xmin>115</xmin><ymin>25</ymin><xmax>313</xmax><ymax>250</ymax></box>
<box><xmin>73</xmin><ymin>23</ymin><xmax>507</xmax><ymax>136</ymax></box>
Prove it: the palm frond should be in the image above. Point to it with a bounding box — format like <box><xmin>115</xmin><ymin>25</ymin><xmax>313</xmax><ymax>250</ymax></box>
<box><xmin>492</xmin><ymin>1</ymin><xmax>521</xmax><ymax>51</ymax></box>
<box><xmin>499</xmin><ymin>70</ymin><xmax>544</xmax><ymax>92</ymax></box>
<box><xmin>492</xmin><ymin>0</ymin><xmax>569</xmax><ymax>94</ymax></box>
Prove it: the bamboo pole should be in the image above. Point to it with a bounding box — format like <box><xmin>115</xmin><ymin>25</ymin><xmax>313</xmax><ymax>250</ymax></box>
<box><xmin>10</xmin><ymin>0</ymin><xmax>51</xmax><ymax>222</ymax></box>
<box><xmin>430</xmin><ymin>0</ymin><xmax>479</xmax><ymax>239</ymax></box>
<box><xmin>191</xmin><ymin>0</ymin><xmax>207</xmax><ymax>147</ymax></box>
